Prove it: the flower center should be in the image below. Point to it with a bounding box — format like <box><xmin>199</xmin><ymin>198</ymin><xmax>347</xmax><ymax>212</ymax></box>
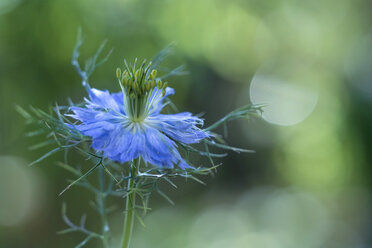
<box><xmin>116</xmin><ymin>59</ymin><xmax>168</xmax><ymax>122</ymax></box>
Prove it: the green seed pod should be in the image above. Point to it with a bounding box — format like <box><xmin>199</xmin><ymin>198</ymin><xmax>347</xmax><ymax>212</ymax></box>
<box><xmin>116</xmin><ymin>68</ymin><xmax>122</xmax><ymax>79</ymax></box>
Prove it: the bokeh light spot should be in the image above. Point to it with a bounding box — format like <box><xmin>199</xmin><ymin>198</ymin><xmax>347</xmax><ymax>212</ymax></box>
<box><xmin>0</xmin><ymin>0</ymin><xmax>21</xmax><ymax>15</ymax></box>
<box><xmin>249</xmin><ymin>61</ymin><xmax>318</xmax><ymax>126</ymax></box>
<box><xmin>0</xmin><ymin>156</ymin><xmax>41</xmax><ymax>226</ymax></box>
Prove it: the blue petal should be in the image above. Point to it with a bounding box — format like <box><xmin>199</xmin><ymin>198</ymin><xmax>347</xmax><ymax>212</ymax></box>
<box><xmin>87</xmin><ymin>88</ymin><xmax>125</xmax><ymax>114</ymax></box>
<box><xmin>147</xmin><ymin>87</ymin><xmax>175</xmax><ymax>115</ymax></box>
<box><xmin>148</xmin><ymin>112</ymin><xmax>211</xmax><ymax>144</ymax></box>
<box><xmin>142</xmin><ymin>126</ymin><xmax>179</xmax><ymax>168</ymax></box>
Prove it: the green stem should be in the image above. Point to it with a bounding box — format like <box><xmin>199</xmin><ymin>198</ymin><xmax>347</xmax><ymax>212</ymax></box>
<box><xmin>98</xmin><ymin>167</ymin><xmax>110</xmax><ymax>248</ymax></box>
<box><xmin>120</xmin><ymin>159</ymin><xmax>139</xmax><ymax>248</ymax></box>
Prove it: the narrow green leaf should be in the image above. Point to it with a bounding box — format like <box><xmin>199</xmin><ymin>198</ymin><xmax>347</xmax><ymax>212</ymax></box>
<box><xmin>25</xmin><ymin>129</ymin><xmax>45</xmax><ymax>137</ymax></box>
<box><xmin>100</xmin><ymin>163</ymin><xmax>119</xmax><ymax>183</ymax></box>
<box><xmin>150</xmin><ymin>42</ymin><xmax>176</xmax><ymax>69</ymax></box>
<box><xmin>160</xmin><ymin>64</ymin><xmax>188</xmax><ymax>80</ymax></box>
<box><xmin>56</xmin><ymin>162</ymin><xmax>81</xmax><ymax>177</ymax></box>
<box><xmin>15</xmin><ymin>105</ymin><xmax>31</xmax><ymax>119</ymax></box>
<box><xmin>57</xmin><ymin>228</ymin><xmax>76</xmax><ymax>235</ymax></box>
<box><xmin>157</xmin><ymin>190</ymin><xmax>175</xmax><ymax>206</ymax></box>
<box><xmin>204</xmin><ymin>140</ymin><xmax>255</xmax><ymax>153</ymax></box>
<box><xmin>29</xmin><ymin>140</ymin><xmax>56</xmax><ymax>150</ymax></box>
<box><xmin>135</xmin><ymin>212</ymin><xmax>146</xmax><ymax>228</ymax></box>
<box><xmin>188</xmin><ymin>175</ymin><xmax>206</xmax><ymax>185</ymax></box>
<box><xmin>163</xmin><ymin>177</ymin><xmax>177</xmax><ymax>188</ymax></box>
<box><xmin>75</xmin><ymin>235</ymin><xmax>93</xmax><ymax>248</ymax></box>
<box><xmin>59</xmin><ymin>161</ymin><xmax>101</xmax><ymax>196</ymax></box>
<box><xmin>29</xmin><ymin>147</ymin><xmax>61</xmax><ymax>166</ymax></box>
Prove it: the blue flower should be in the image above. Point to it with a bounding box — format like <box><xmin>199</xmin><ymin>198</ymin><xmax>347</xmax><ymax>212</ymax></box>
<box><xmin>67</xmin><ymin>65</ymin><xmax>210</xmax><ymax>169</ymax></box>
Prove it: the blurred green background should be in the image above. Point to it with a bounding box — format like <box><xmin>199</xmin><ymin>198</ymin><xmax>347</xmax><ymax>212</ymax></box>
<box><xmin>1</xmin><ymin>0</ymin><xmax>372</xmax><ymax>247</ymax></box>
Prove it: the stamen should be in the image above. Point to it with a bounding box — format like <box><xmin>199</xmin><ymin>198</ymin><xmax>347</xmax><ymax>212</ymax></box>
<box><xmin>116</xmin><ymin>68</ymin><xmax>122</xmax><ymax>79</ymax></box>
<box><xmin>116</xmin><ymin>59</ymin><xmax>169</xmax><ymax>122</ymax></box>
<box><xmin>157</xmin><ymin>80</ymin><xmax>162</xmax><ymax>89</ymax></box>
<box><xmin>150</xmin><ymin>69</ymin><xmax>157</xmax><ymax>79</ymax></box>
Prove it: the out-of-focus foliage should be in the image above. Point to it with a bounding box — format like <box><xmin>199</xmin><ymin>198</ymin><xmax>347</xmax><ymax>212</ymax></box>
<box><xmin>0</xmin><ymin>0</ymin><xmax>372</xmax><ymax>247</ymax></box>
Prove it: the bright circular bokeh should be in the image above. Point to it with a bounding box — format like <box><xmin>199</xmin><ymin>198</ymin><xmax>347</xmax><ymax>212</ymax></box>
<box><xmin>249</xmin><ymin>60</ymin><xmax>319</xmax><ymax>126</ymax></box>
<box><xmin>0</xmin><ymin>156</ymin><xmax>43</xmax><ymax>226</ymax></box>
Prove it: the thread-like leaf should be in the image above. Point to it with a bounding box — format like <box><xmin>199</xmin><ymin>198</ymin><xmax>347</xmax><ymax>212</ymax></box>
<box><xmin>59</xmin><ymin>161</ymin><xmax>101</xmax><ymax>196</ymax></box>
<box><xmin>29</xmin><ymin>147</ymin><xmax>61</xmax><ymax>166</ymax></box>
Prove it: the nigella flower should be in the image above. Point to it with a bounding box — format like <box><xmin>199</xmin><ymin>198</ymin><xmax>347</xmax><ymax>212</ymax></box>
<box><xmin>68</xmin><ymin>60</ymin><xmax>210</xmax><ymax>169</ymax></box>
